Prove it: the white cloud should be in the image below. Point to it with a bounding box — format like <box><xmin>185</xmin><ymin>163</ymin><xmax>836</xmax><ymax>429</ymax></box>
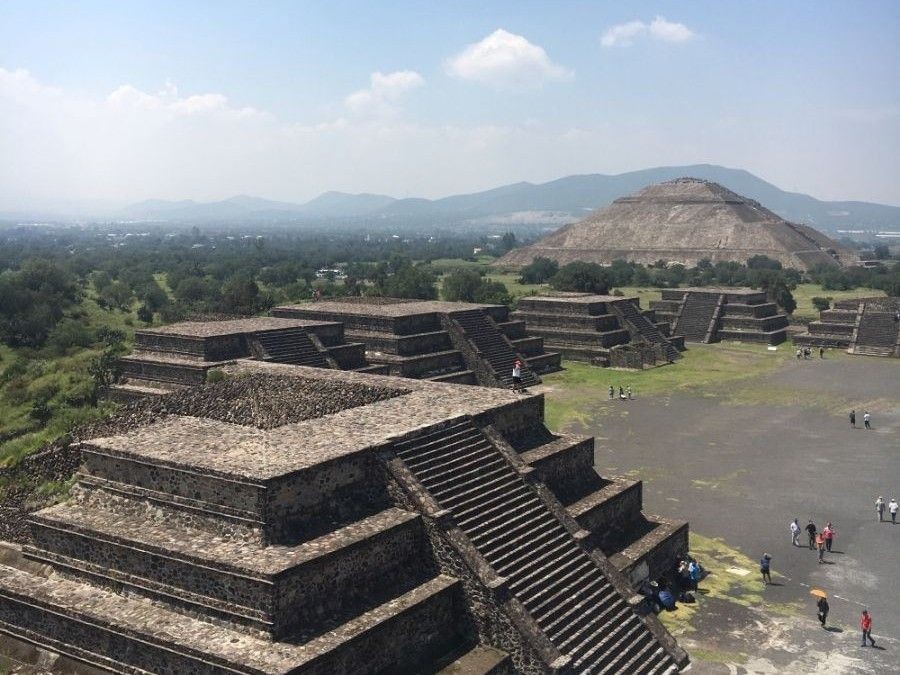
<box><xmin>445</xmin><ymin>29</ymin><xmax>572</xmax><ymax>89</ymax></box>
<box><xmin>601</xmin><ymin>16</ymin><xmax>695</xmax><ymax>48</ymax></box>
<box><xmin>106</xmin><ymin>81</ymin><xmax>263</xmax><ymax>118</ymax></box>
<box><xmin>649</xmin><ymin>16</ymin><xmax>695</xmax><ymax>43</ymax></box>
<box><xmin>345</xmin><ymin>70</ymin><xmax>424</xmax><ymax>112</ymax></box>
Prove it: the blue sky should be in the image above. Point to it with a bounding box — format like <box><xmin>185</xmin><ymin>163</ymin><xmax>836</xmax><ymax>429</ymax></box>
<box><xmin>1</xmin><ymin>1</ymin><xmax>898</xmax><ymax>208</ymax></box>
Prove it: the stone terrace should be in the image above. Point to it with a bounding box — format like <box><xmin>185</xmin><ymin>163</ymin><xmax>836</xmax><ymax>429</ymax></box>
<box><xmin>650</xmin><ymin>287</ymin><xmax>788</xmax><ymax>345</ymax></box>
<box><xmin>272</xmin><ymin>298</ymin><xmax>561</xmax><ymax>388</ymax></box>
<box><xmin>794</xmin><ymin>296</ymin><xmax>900</xmax><ymax>357</ymax></box>
<box><xmin>512</xmin><ymin>294</ymin><xmax>684</xmax><ymax>369</ymax></box>
<box><xmin>113</xmin><ymin>317</ymin><xmax>384</xmax><ymax>402</ymax></box>
<box><xmin>0</xmin><ymin>363</ymin><xmax>687</xmax><ymax>674</ymax></box>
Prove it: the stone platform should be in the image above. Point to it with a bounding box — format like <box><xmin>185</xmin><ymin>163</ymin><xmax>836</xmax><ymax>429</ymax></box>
<box><xmin>511</xmin><ymin>294</ymin><xmax>684</xmax><ymax>369</ymax></box>
<box><xmin>272</xmin><ymin>298</ymin><xmax>561</xmax><ymax>388</ymax></box>
<box><xmin>650</xmin><ymin>288</ymin><xmax>788</xmax><ymax>345</ymax></box>
<box><xmin>0</xmin><ymin>363</ymin><xmax>687</xmax><ymax>674</ymax></box>
<box><xmin>794</xmin><ymin>297</ymin><xmax>900</xmax><ymax>357</ymax></box>
<box><xmin>112</xmin><ymin>317</ymin><xmax>384</xmax><ymax>401</ymax></box>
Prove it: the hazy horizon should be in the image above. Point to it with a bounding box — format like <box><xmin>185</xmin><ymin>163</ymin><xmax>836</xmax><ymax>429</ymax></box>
<box><xmin>2</xmin><ymin>1</ymin><xmax>899</xmax><ymax>210</ymax></box>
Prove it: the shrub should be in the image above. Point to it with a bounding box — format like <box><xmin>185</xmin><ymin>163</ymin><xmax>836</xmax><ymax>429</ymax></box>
<box><xmin>811</xmin><ymin>297</ymin><xmax>832</xmax><ymax>312</ymax></box>
<box><xmin>206</xmin><ymin>369</ymin><xmax>227</xmax><ymax>383</ymax></box>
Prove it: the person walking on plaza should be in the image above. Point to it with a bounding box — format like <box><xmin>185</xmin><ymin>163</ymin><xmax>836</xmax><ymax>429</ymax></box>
<box><xmin>790</xmin><ymin>518</ymin><xmax>801</xmax><ymax>547</ymax></box>
<box><xmin>864</xmin><ymin>411</ymin><xmax>871</xmax><ymax>429</ymax></box>
<box><xmin>823</xmin><ymin>522</ymin><xmax>835</xmax><ymax>552</ymax></box>
<box><xmin>817</xmin><ymin>596</ymin><xmax>830</xmax><ymax>627</ymax></box>
<box><xmin>608</xmin><ymin>385</ymin><xmax>614</xmax><ymax>400</ymax></box>
<box><xmin>806</xmin><ymin>519</ymin><xmax>817</xmax><ymax>550</ymax></box>
<box><xmin>815</xmin><ymin>532</ymin><xmax>826</xmax><ymax>564</ymax></box>
<box><xmin>760</xmin><ymin>554</ymin><xmax>772</xmax><ymax>585</ymax></box>
<box><xmin>819</xmin><ymin>347</ymin><xmax>825</xmax><ymax>359</ymax></box>
<box><xmin>860</xmin><ymin>610</ymin><xmax>876</xmax><ymax>647</ymax></box>
<box><xmin>626</xmin><ymin>386</ymin><xmax>632</xmax><ymax>400</ymax></box>
<box><xmin>889</xmin><ymin>497</ymin><xmax>899</xmax><ymax>525</ymax></box>
<box><xmin>849</xmin><ymin>409</ymin><xmax>856</xmax><ymax>428</ymax></box>
<box><xmin>875</xmin><ymin>496</ymin><xmax>885</xmax><ymax>522</ymax></box>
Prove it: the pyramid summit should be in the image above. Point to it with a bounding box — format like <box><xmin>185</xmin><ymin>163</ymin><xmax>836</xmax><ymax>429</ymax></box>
<box><xmin>499</xmin><ymin>177</ymin><xmax>856</xmax><ymax>271</ymax></box>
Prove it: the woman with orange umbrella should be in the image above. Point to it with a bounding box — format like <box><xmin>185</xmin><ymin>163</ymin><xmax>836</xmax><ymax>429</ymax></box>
<box><xmin>811</xmin><ymin>589</ymin><xmax>829</xmax><ymax>627</ymax></box>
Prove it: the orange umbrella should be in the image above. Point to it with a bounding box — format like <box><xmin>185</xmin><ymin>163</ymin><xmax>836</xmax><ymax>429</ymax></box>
<box><xmin>810</xmin><ymin>588</ymin><xmax>828</xmax><ymax>598</ymax></box>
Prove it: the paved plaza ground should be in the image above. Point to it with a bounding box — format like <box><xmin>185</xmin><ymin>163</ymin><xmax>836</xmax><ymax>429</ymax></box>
<box><xmin>544</xmin><ymin>348</ymin><xmax>900</xmax><ymax>674</ymax></box>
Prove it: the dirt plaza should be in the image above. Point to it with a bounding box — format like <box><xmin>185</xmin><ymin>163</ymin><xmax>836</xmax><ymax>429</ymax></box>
<box><xmin>544</xmin><ymin>347</ymin><xmax>900</xmax><ymax>674</ymax></box>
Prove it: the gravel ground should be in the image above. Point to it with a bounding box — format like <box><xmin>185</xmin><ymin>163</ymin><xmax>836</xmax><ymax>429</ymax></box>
<box><xmin>0</xmin><ymin>373</ymin><xmax>408</xmax><ymax>543</ymax></box>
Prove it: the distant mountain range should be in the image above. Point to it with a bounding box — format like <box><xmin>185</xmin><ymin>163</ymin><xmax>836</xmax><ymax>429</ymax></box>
<box><xmin>10</xmin><ymin>165</ymin><xmax>900</xmax><ymax>232</ymax></box>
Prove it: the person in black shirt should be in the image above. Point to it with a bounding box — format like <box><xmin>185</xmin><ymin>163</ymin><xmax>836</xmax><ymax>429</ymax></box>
<box><xmin>805</xmin><ymin>520</ymin><xmax>817</xmax><ymax>550</ymax></box>
<box><xmin>817</xmin><ymin>597</ymin><xmax>829</xmax><ymax>627</ymax></box>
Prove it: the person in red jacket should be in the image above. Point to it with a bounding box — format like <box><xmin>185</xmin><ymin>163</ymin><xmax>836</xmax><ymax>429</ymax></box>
<box><xmin>860</xmin><ymin>610</ymin><xmax>876</xmax><ymax>647</ymax></box>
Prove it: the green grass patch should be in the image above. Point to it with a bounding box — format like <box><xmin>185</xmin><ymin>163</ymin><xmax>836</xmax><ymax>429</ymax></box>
<box><xmin>543</xmin><ymin>343</ymin><xmax>790</xmax><ymax>432</ymax></box>
<box><xmin>790</xmin><ymin>283</ymin><xmax>885</xmax><ymax>321</ymax></box>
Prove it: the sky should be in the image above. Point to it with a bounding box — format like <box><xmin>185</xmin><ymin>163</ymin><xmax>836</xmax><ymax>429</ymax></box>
<box><xmin>1</xmin><ymin>0</ymin><xmax>899</xmax><ymax>211</ymax></box>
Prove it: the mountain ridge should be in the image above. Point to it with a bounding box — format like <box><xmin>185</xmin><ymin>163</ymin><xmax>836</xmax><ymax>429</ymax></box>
<box><xmin>8</xmin><ymin>165</ymin><xmax>900</xmax><ymax>231</ymax></box>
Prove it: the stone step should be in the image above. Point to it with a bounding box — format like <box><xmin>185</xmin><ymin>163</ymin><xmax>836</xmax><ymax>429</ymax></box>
<box><xmin>432</xmin><ymin>645</ymin><xmax>513</xmax><ymax>674</ymax></box>
<box><xmin>402</xmin><ymin>434</ymin><xmax>487</xmax><ymax>472</ymax></box>
<box><xmin>466</xmin><ymin>500</ymin><xmax>545</xmax><ymax>543</ymax></box>
<box><xmin>0</xmin><ymin>564</ymin><xmax>462</xmax><ymax>675</ymax></box>
<box><xmin>542</xmin><ymin>578</ymin><xmax>617</xmax><ymax>641</ymax></box>
<box><xmin>436</xmin><ymin>472</ymin><xmax>521</xmax><ymax>513</ymax></box>
<box><xmin>559</xmin><ymin>599</ymin><xmax>632</xmax><ymax>658</ymax></box>
<box><xmin>27</xmin><ymin>503</ymin><xmax>426</xmax><ymax>639</ymax></box>
<box><xmin>105</xmin><ymin>382</ymin><xmax>171</xmax><ymax>403</ymax></box>
<box><xmin>453</xmin><ymin>483</ymin><xmax>532</xmax><ymax>525</ymax></box>
<box><xmin>428</xmin><ymin>459</ymin><xmax>508</xmax><ymax>497</ymax></box>
<box><xmin>412</xmin><ymin>443</ymin><xmax>497</xmax><ymax>480</ymax></box>
<box><xmin>601</xmin><ymin>633</ymin><xmax>664</xmax><ymax>674</ymax></box>
<box><xmin>427</xmin><ymin>369</ymin><xmax>477</xmax><ymax>384</ymax></box>
<box><xmin>487</xmin><ymin>522</ymin><xmax>564</xmax><ymax>571</ymax></box>
<box><xmin>571</xmin><ymin>614</ymin><xmax>645</xmax><ymax>671</ymax></box>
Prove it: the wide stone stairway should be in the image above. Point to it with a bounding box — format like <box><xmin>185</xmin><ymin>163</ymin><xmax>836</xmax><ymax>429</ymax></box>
<box><xmin>853</xmin><ymin>306</ymin><xmax>899</xmax><ymax>356</ymax></box>
<box><xmin>394</xmin><ymin>419</ymin><xmax>678</xmax><ymax>674</ymax></box>
<box><xmin>252</xmin><ymin>327</ymin><xmax>330</xmax><ymax>367</ymax></box>
<box><xmin>611</xmin><ymin>301</ymin><xmax>681</xmax><ymax>362</ymax></box>
<box><xmin>449</xmin><ymin>310</ymin><xmax>540</xmax><ymax>388</ymax></box>
<box><xmin>673</xmin><ymin>293</ymin><xmax>720</xmax><ymax>343</ymax></box>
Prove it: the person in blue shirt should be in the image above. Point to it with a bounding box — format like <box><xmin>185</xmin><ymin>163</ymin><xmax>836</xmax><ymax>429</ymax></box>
<box><xmin>760</xmin><ymin>553</ymin><xmax>772</xmax><ymax>585</ymax></box>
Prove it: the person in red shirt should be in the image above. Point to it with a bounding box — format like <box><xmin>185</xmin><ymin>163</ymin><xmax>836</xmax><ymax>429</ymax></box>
<box><xmin>860</xmin><ymin>610</ymin><xmax>876</xmax><ymax>647</ymax></box>
<box><xmin>823</xmin><ymin>522</ymin><xmax>835</xmax><ymax>552</ymax></box>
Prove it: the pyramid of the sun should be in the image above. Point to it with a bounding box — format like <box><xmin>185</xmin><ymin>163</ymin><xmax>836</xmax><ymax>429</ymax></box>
<box><xmin>498</xmin><ymin>178</ymin><xmax>855</xmax><ymax>271</ymax></box>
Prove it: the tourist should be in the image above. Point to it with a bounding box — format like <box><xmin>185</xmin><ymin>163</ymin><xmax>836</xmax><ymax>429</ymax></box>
<box><xmin>796</xmin><ymin>348</ymin><xmax>802</xmax><ymax>360</ymax></box>
<box><xmin>875</xmin><ymin>496</ymin><xmax>885</xmax><ymax>522</ymax></box>
<box><xmin>889</xmin><ymin>497</ymin><xmax>898</xmax><ymax>525</ymax></box>
<box><xmin>619</xmin><ymin>385</ymin><xmax>625</xmax><ymax>400</ymax></box>
<box><xmin>760</xmin><ymin>553</ymin><xmax>772</xmax><ymax>585</ymax></box>
<box><xmin>819</xmin><ymin>347</ymin><xmax>825</xmax><ymax>359</ymax></box>
<box><xmin>860</xmin><ymin>610</ymin><xmax>876</xmax><ymax>647</ymax></box>
<box><xmin>863</xmin><ymin>411</ymin><xmax>871</xmax><ymax>429</ymax></box>
<box><xmin>817</xmin><ymin>596</ymin><xmax>830</xmax><ymax>628</ymax></box>
<box><xmin>806</xmin><ymin>520</ymin><xmax>817</xmax><ymax>550</ymax></box>
<box><xmin>804</xmin><ymin>347</ymin><xmax>811</xmax><ymax>359</ymax></box>
<box><xmin>511</xmin><ymin>360</ymin><xmax>523</xmax><ymax>393</ymax></box>
<box><xmin>608</xmin><ymin>385</ymin><xmax>614</xmax><ymax>400</ymax></box>
<box><xmin>689</xmin><ymin>560</ymin><xmax>703</xmax><ymax>588</ymax></box>
<box><xmin>823</xmin><ymin>522</ymin><xmax>835</xmax><ymax>552</ymax></box>
<box><xmin>790</xmin><ymin>518</ymin><xmax>801</xmax><ymax>547</ymax></box>
<box><xmin>849</xmin><ymin>409</ymin><xmax>856</xmax><ymax>428</ymax></box>
<box><xmin>815</xmin><ymin>532</ymin><xmax>826</xmax><ymax>564</ymax></box>
<box><xmin>627</xmin><ymin>386</ymin><xmax>633</xmax><ymax>400</ymax></box>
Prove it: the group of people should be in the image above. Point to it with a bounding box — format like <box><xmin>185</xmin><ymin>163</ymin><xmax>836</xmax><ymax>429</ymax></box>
<box><xmin>790</xmin><ymin>518</ymin><xmax>837</xmax><ymax>563</ymax></box>
<box><xmin>796</xmin><ymin>346</ymin><xmax>825</xmax><ymax>359</ymax></box>
<box><xmin>874</xmin><ymin>496</ymin><xmax>899</xmax><ymax>524</ymax></box>
<box><xmin>849</xmin><ymin>409</ymin><xmax>872</xmax><ymax>430</ymax></box>
<box><xmin>608</xmin><ymin>384</ymin><xmax>632</xmax><ymax>400</ymax></box>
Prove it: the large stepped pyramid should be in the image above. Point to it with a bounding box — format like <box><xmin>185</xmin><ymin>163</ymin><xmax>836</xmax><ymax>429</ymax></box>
<box><xmin>794</xmin><ymin>297</ymin><xmax>900</xmax><ymax>357</ymax></box>
<box><xmin>273</xmin><ymin>298</ymin><xmax>561</xmax><ymax>387</ymax></box>
<box><xmin>0</xmin><ymin>362</ymin><xmax>687</xmax><ymax>673</ymax></box>
<box><xmin>651</xmin><ymin>288</ymin><xmax>788</xmax><ymax>345</ymax></box>
<box><xmin>512</xmin><ymin>294</ymin><xmax>684</xmax><ymax>369</ymax></box>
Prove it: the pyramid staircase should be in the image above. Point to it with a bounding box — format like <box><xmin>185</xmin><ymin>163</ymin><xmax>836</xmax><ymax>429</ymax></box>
<box><xmin>610</xmin><ymin>301</ymin><xmax>681</xmax><ymax>362</ymax></box>
<box><xmin>393</xmin><ymin>419</ymin><xmax>679</xmax><ymax>674</ymax></box>
<box><xmin>449</xmin><ymin>310</ymin><xmax>540</xmax><ymax>388</ymax></box>
<box><xmin>251</xmin><ymin>328</ymin><xmax>331</xmax><ymax>367</ymax></box>
<box><xmin>852</xmin><ymin>305</ymin><xmax>900</xmax><ymax>357</ymax></box>
<box><xmin>673</xmin><ymin>293</ymin><xmax>721</xmax><ymax>343</ymax></box>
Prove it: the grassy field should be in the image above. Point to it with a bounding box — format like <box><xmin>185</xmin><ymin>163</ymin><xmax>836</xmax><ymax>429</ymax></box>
<box><xmin>542</xmin><ymin>343</ymin><xmax>793</xmax><ymax>432</ymax></box>
<box><xmin>789</xmin><ymin>283</ymin><xmax>885</xmax><ymax>320</ymax></box>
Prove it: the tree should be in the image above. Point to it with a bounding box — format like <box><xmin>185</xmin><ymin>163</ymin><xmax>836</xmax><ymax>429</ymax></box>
<box><xmin>519</xmin><ymin>257</ymin><xmax>559</xmax><ymax>284</ymax></box>
<box><xmin>442</xmin><ymin>269</ymin><xmax>483</xmax><ymax>302</ymax></box>
<box><xmin>221</xmin><ymin>276</ymin><xmax>261</xmax><ymax>315</ymax></box>
<box><xmin>811</xmin><ymin>297</ymin><xmax>831</xmax><ymax>312</ymax></box>
<box><xmin>499</xmin><ymin>232</ymin><xmax>516</xmax><ymax>253</ymax></box>
<box><xmin>382</xmin><ymin>265</ymin><xmax>437</xmax><ymax>300</ymax></box>
<box><xmin>747</xmin><ymin>255</ymin><xmax>783</xmax><ymax>270</ymax></box>
<box><xmin>873</xmin><ymin>244</ymin><xmax>890</xmax><ymax>260</ymax></box>
<box><xmin>550</xmin><ymin>262</ymin><xmax>611</xmax><ymax>295</ymax></box>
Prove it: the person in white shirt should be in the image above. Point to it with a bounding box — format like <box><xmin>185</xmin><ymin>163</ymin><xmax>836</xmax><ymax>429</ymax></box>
<box><xmin>889</xmin><ymin>498</ymin><xmax>899</xmax><ymax>525</ymax></box>
<box><xmin>511</xmin><ymin>360</ymin><xmax>523</xmax><ymax>392</ymax></box>
<box><xmin>864</xmin><ymin>411</ymin><xmax>871</xmax><ymax>429</ymax></box>
<box><xmin>875</xmin><ymin>496</ymin><xmax>885</xmax><ymax>522</ymax></box>
<box><xmin>790</xmin><ymin>518</ymin><xmax>801</xmax><ymax>546</ymax></box>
